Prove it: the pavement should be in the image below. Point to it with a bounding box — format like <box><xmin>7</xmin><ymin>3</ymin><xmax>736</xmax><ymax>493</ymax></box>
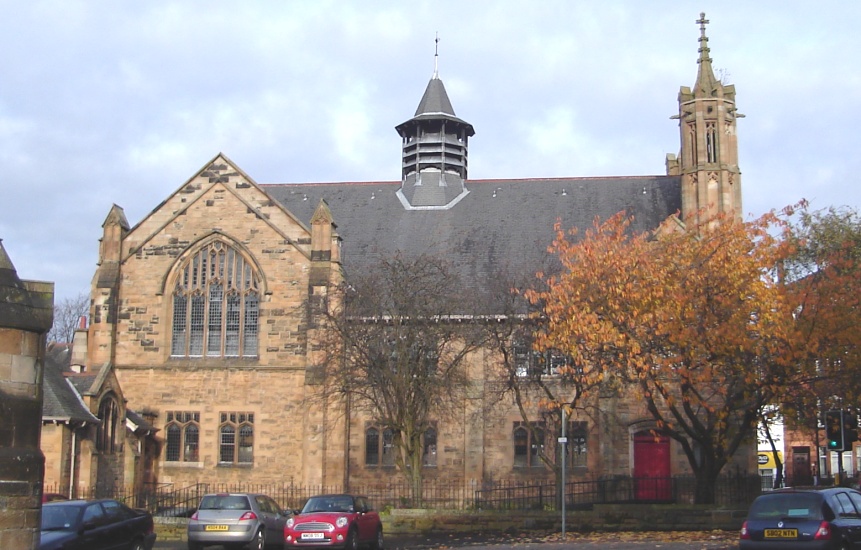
<box><xmin>154</xmin><ymin>529</ymin><xmax>739</xmax><ymax>549</ymax></box>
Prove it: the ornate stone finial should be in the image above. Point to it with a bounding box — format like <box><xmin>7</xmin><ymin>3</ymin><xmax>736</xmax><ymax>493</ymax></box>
<box><xmin>433</xmin><ymin>32</ymin><xmax>440</xmax><ymax>79</ymax></box>
<box><xmin>696</xmin><ymin>12</ymin><xmax>711</xmax><ymax>65</ymax></box>
<box><xmin>697</xmin><ymin>12</ymin><xmax>709</xmax><ymax>34</ymax></box>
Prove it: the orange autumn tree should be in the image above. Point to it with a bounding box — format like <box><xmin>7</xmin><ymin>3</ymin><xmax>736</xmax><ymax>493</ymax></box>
<box><xmin>525</xmin><ymin>210</ymin><xmax>800</xmax><ymax>504</ymax></box>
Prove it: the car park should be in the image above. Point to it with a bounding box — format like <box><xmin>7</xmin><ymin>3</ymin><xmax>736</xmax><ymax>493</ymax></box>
<box><xmin>187</xmin><ymin>492</ymin><xmax>289</xmax><ymax>550</ymax></box>
<box><xmin>284</xmin><ymin>494</ymin><xmax>383</xmax><ymax>549</ymax></box>
<box><xmin>39</xmin><ymin>498</ymin><xmax>157</xmax><ymax>550</ymax></box>
<box><xmin>740</xmin><ymin>487</ymin><xmax>861</xmax><ymax>549</ymax></box>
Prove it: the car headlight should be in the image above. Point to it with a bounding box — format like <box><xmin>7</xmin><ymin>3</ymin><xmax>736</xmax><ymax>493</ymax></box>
<box><xmin>286</xmin><ymin>518</ymin><xmax>294</xmax><ymax>528</ymax></box>
<box><xmin>336</xmin><ymin>516</ymin><xmax>348</xmax><ymax>528</ymax></box>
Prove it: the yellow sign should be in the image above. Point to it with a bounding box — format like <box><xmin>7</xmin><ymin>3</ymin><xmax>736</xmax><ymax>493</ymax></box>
<box><xmin>758</xmin><ymin>451</ymin><xmax>783</xmax><ymax>469</ymax></box>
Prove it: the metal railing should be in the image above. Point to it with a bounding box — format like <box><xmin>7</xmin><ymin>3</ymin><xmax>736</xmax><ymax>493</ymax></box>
<box><xmin>44</xmin><ymin>473</ymin><xmax>760</xmax><ymax>515</ymax></box>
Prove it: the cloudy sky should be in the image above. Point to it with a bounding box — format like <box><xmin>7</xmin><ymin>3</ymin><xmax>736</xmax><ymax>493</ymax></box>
<box><xmin>2</xmin><ymin>1</ymin><xmax>860</xmax><ymax>304</ymax></box>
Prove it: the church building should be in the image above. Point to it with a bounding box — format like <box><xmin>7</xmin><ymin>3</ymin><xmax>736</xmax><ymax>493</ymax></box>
<box><xmin>67</xmin><ymin>14</ymin><xmax>754</xmax><ymax>496</ymax></box>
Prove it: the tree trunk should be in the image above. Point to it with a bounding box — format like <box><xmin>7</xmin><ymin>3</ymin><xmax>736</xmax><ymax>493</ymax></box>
<box><xmin>694</xmin><ymin>473</ymin><xmax>716</xmax><ymax>504</ymax></box>
<box><xmin>405</xmin><ymin>432</ymin><xmax>424</xmax><ymax>507</ymax></box>
<box><xmin>693</xmin><ymin>463</ymin><xmax>722</xmax><ymax>504</ymax></box>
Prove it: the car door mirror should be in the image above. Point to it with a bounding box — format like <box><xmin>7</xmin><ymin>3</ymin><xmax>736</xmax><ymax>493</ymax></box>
<box><xmin>80</xmin><ymin>519</ymin><xmax>99</xmax><ymax>532</ymax></box>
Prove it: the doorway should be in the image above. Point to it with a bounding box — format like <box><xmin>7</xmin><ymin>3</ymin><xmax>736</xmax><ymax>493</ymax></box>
<box><xmin>633</xmin><ymin>431</ymin><xmax>671</xmax><ymax>500</ymax></box>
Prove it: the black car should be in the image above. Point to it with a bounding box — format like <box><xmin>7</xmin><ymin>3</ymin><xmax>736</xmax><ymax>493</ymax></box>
<box><xmin>740</xmin><ymin>487</ymin><xmax>861</xmax><ymax>549</ymax></box>
<box><xmin>40</xmin><ymin>498</ymin><xmax>157</xmax><ymax>550</ymax></box>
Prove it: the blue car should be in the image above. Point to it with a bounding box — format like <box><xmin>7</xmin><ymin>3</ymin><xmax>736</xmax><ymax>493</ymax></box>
<box><xmin>740</xmin><ymin>487</ymin><xmax>861</xmax><ymax>549</ymax></box>
<box><xmin>40</xmin><ymin>498</ymin><xmax>157</xmax><ymax>550</ymax></box>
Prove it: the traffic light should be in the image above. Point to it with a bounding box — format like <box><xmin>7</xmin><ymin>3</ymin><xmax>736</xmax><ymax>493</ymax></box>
<box><xmin>826</xmin><ymin>410</ymin><xmax>845</xmax><ymax>451</ymax></box>
<box><xmin>843</xmin><ymin>412</ymin><xmax>859</xmax><ymax>450</ymax></box>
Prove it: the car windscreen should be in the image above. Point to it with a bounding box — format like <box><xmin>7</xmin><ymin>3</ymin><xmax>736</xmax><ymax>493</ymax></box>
<box><xmin>748</xmin><ymin>493</ymin><xmax>824</xmax><ymax>521</ymax></box>
<box><xmin>199</xmin><ymin>495</ymin><xmax>251</xmax><ymax>511</ymax></box>
<box><xmin>302</xmin><ymin>496</ymin><xmax>354</xmax><ymax>513</ymax></box>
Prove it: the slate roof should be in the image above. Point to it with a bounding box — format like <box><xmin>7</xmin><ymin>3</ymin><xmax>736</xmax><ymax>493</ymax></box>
<box><xmin>263</xmin><ymin>174</ymin><xmax>681</xmax><ymax>311</ymax></box>
<box><xmin>127</xmin><ymin>409</ymin><xmax>157</xmax><ymax>434</ymax></box>
<box><xmin>396</xmin><ymin>77</ymin><xmax>475</xmax><ymax>134</ymax></box>
<box><xmin>415</xmin><ymin>77</ymin><xmax>456</xmax><ymax>116</ymax></box>
<box><xmin>66</xmin><ymin>373</ymin><xmax>98</xmax><ymax>396</ymax></box>
<box><xmin>42</xmin><ymin>344</ymin><xmax>99</xmax><ymax>424</ymax></box>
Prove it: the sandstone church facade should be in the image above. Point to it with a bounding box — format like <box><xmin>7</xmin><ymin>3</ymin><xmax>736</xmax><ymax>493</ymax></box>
<box><xmin>67</xmin><ymin>15</ymin><xmax>755</xmax><ymax>494</ymax></box>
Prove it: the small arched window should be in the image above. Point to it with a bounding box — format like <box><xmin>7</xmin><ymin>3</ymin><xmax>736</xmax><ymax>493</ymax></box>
<box><xmin>164</xmin><ymin>411</ymin><xmax>200</xmax><ymax>462</ymax></box>
<box><xmin>422</xmin><ymin>426</ymin><xmax>437</xmax><ymax>467</ymax></box>
<box><xmin>513</xmin><ymin>421</ymin><xmax>544</xmax><ymax>468</ymax></box>
<box><xmin>219</xmin><ymin>412</ymin><xmax>254</xmax><ymax>465</ymax></box>
<box><xmin>365</xmin><ymin>427</ymin><xmax>380</xmax><ymax>466</ymax></box>
<box><xmin>171</xmin><ymin>241</ymin><xmax>260</xmax><ymax>357</ymax></box>
<box><xmin>364</xmin><ymin>425</ymin><xmax>396</xmax><ymax>467</ymax></box>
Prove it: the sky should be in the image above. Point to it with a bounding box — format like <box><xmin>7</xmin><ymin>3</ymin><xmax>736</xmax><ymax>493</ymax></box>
<box><xmin>2</xmin><ymin>1</ymin><xmax>860</xmax><ymax>304</ymax></box>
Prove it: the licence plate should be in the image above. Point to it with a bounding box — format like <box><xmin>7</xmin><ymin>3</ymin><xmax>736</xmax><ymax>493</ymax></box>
<box><xmin>301</xmin><ymin>532</ymin><xmax>325</xmax><ymax>540</ymax></box>
<box><xmin>205</xmin><ymin>525</ymin><xmax>229</xmax><ymax>531</ymax></box>
<box><xmin>764</xmin><ymin>528</ymin><xmax>798</xmax><ymax>539</ymax></box>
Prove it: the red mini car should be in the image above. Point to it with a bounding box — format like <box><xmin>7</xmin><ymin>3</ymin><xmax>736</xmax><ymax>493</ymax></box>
<box><xmin>284</xmin><ymin>494</ymin><xmax>383</xmax><ymax>549</ymax></box>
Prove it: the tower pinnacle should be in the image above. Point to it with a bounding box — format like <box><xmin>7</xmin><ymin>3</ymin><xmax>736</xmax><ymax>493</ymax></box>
<box><xmin>694</xmin><ymin>12</ymin><xmax>719</xmax><ymax>96</ymax></box>
<box><xmin>674</xmin><ymin>13</ymin><xmax>743</xmax><ymax>226</ymax></box>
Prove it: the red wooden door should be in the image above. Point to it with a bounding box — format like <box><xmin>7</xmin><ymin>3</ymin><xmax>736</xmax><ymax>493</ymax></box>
<box><xmin>633</xmin><ymin>431</ymin><xmax>671</xmax><ymax>500</ymax></box>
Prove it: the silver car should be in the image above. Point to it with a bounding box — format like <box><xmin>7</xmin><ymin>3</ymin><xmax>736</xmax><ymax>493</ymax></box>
<box><xmin>187</xmin><ymin>492</ymin><xmax>289</xmax><ymax>550</ymax></box>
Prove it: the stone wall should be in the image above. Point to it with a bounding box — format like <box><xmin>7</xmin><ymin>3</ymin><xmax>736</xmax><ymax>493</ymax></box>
<box><xmin>0</xmin><ymin>243</ymin><xmax>54</xmax><ymax>549</ymax></box>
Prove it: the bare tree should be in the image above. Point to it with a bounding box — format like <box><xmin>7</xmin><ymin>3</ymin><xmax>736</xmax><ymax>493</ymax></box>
<box><xmin>315</xmin><ymin>253</ymin><xmax>486</xmax><ymax>502</ymax></box>
<box><xmin>48</xmin><ymin>292</ymin><xmax>89</xmax><ymax>343</ymax></box>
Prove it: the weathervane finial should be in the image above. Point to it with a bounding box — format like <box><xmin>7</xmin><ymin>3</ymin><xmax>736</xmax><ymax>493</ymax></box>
<box><xmin>433</xmin><ymin>32</ymin><xmax>440</xmax><ymax>79</ymax></box>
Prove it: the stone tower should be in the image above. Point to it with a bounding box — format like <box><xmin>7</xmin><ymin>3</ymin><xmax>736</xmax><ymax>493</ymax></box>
<box><xmin>674</xmin><ymin>13</ymin><xmax>743</xmax><ymax>226</ymax></box>
<box><xmin>395</xmin><ymin>38</ymin><xmax>475</xmax><ymax>210</ymax></box>
<box><xmin>0</xmin><ymin>239</ymin><xmax>54</xmax><ymax>548</ymax></box>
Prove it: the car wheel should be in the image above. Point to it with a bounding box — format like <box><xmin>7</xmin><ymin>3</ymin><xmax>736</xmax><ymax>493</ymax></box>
<box><xmin>130</xmin><ymin>540</ymin><xmax>145</xmax><ymax>550</ymax></box>
<box><xmin>345</xmin><ymin>528</ymin><xmax>358</xmax><ymax>550</ymax></box>
<box><xmin>246</xmin><ymin>529</ymin><xmax>265</xmax><ymax>550</ymax></box>
<box><xmin>372</xmin><ymin>527</ymin><xmax>384</xmax><ymax>550</ymax></box>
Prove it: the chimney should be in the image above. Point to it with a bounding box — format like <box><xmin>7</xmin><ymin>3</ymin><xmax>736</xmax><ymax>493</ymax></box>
<box><xmin>71</xmin><ymin>315</ymin><xmax>88</xmax><ymax>368</ymax></box>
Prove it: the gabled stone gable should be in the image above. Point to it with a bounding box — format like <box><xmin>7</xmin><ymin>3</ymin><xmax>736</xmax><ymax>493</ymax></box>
<box><xmin>123</xmin><ymin>154</ymin><xmax>313</xmax><ymax>263</ymax></box>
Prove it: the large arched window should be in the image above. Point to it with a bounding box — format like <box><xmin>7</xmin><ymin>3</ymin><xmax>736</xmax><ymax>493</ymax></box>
<box><xmin>171</xmin><ymin>241</ymin><xmax>260</xmax><ymax>357</ymax></box>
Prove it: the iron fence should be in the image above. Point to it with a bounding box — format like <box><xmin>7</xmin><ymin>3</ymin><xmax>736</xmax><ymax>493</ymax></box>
<box><xmin>44</xmin><ymin>473</ymin><xmax>760</xmax><ymax>515</ymax></box>
<box><xmin>472</xmin><ymin>473</ymin><xmax>760</xmax><ymax>511</ymax></box>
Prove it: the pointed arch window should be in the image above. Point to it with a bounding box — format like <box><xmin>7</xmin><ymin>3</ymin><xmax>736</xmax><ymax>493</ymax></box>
<box><xmin>687</xmin><ymin>123</ymin><xmax>697</xmax><ymax>166</ymax></box>
<box><xmin>513</xmin><ymin>421</ymin><xmax>545</xmax><ymax>468</ymax></box>
<box><xmin>706</xmin><ymin>122</ymin><xmax>718</xmax><ymax>163</ymax></box>
<box><xmin>96</xmin><ymin>395</ymin><xmax>120</xmax><ymax>454</ymax></box>
<box><xmin>171</xmin><ymin>241</ymin><xmax>260</xmax><ymax>357</ymax></box>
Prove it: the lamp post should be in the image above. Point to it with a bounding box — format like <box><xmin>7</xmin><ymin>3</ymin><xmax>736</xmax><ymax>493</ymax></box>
<box><xmin>559</xmin><ymin>406</ymin><xmax>568</xmax><ymax>539</ymax></box>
